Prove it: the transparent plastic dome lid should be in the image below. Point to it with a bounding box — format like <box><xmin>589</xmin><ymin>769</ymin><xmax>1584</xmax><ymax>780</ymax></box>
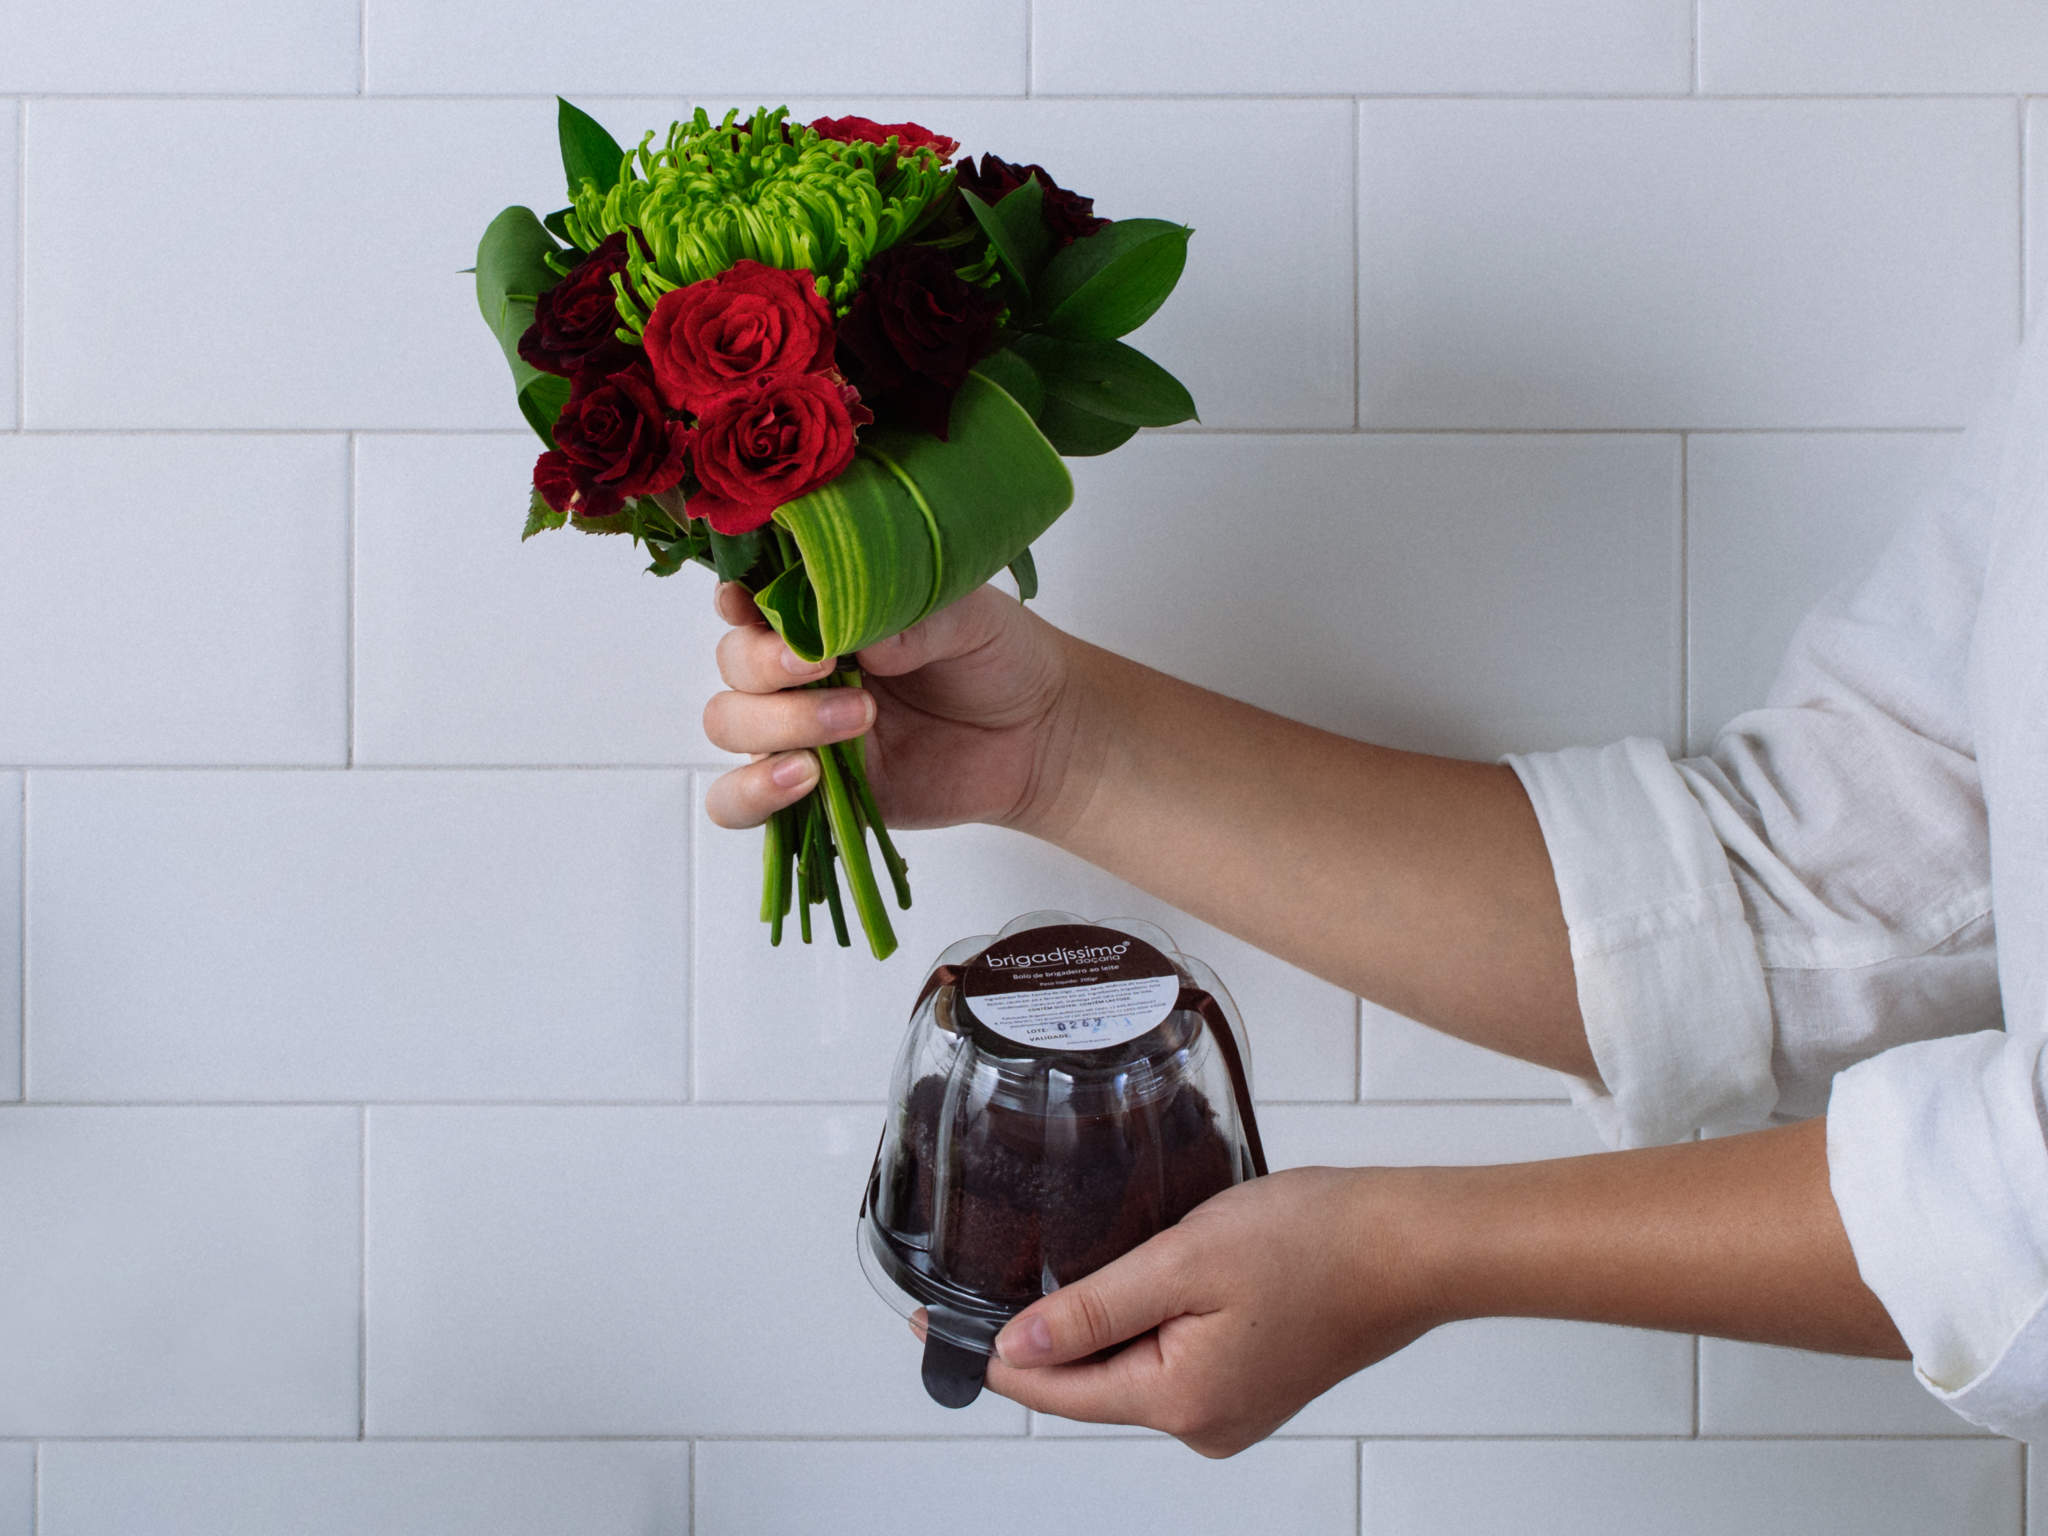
<box><xmin>856</xmin><ymin>911</ymin><xmax>1268</xmax><ymax>1408</ymax></box>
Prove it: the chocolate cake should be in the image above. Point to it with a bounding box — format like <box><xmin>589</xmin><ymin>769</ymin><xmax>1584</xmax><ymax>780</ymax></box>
<box><xmin>883</xmin><ymin>1050</ymin><xmax>1238</xmax><ymax>1305</ymax></box>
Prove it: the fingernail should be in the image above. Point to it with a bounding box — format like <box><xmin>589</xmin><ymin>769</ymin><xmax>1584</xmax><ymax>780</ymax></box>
<box><xmin>781</xmin><ymin>646</ymin><xmax>824</xmax><ymax>675</ymax></box>
<box><xmin>770</xmin><ymin>752</ymin><xmax>815</xmax><ymax>788</ymax></box>
<box><xmin>816</xmin><ymin>692</ymin><xmax>869</xmax><ymax>731</ymax></box>
<box><xmin>995</xmin><ymin>1314</ymin><xmax>1053</xmax><ymax>1365</ymax></box>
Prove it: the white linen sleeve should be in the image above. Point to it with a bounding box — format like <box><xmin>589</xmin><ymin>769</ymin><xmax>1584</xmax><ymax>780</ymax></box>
<box><xmin>1503</xmin><ymin>337</ymin><xmax>2019</xmax><ymax>1148</ymax></box>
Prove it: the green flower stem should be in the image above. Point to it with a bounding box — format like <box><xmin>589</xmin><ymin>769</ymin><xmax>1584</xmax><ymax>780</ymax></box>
<box><xmin>846</xmin><ymin>759</ymin><xmax>911</xmax><ymax>911</ymax></box>
<box><xmin>762</xmin><ymin>805</ymin><xmax>788</xmax><ymax>944</ymax></box>
<box><xmin>816</xmin><ymin>736</ymin><xmax>897</xmax><ymax>960</ymax></box>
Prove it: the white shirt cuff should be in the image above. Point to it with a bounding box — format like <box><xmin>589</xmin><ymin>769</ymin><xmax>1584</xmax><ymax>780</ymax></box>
<box><xmin>1504</xmin><ymin>737</ymin><xmax>1778</xmax><ymax>1148</ymax></box>
<box><xmin>1828</xmin><ymin>1032</ymin><xmax>2048</xmax><ymax>1440</ymax></box>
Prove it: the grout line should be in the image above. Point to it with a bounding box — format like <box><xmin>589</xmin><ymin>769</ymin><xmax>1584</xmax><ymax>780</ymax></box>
<box><xmin>1352</xmin><ymin>994</ymin><xmax>1367</xmax><ymax>1101</ymax></box>
<box><xmin>0</xmin><ymin>1095</ymin><xmax>1577</xmax><ymax>1109</ymax></box>
<box><xmin>31</xmin><ymin>1441</ymin><xmax>38</xmax><ymax>1536</ymax></box>
<box><xmin>346</xmin><ymin>434</ymin><xmax>358</xmax><ymax>769</ymax></box>
<box><xmin>0</xmin><ymin>424</ymin><xmax>1974</xmax><ymax>439</ymax></box>
<box><xmin>2</xmin><ymin>88</ymin><xmax>2038</xmax><ymax>102</ymax></box>
<box><xmin>1691</xmin><ymin>1334</ymin><xmax>1701</xmax><ymax>1437</ymax></box>
<box><xmin>357</xmin><ymin>0</ymin><xmax>369</xmax><ymax>94</ymax></box>
<box><xmin>2022</xmin><ymin>1442</ymin><xmax>2029</xmax><ymax>1533</ymax></box>
<box><xmin>1677</xmin><ymin>433</ymin><xmax>1691</xmax><ymax>754</ymax></box>
<box><xmin>1351</xmin><ymin>97</ymin><xmax>1363</xmax><ymax>430</ymax></box>
<box><xmin>687</xmin><ymin>1439</ymin><xmax>697</xmax><ymax>1535</ymax></box>
<box><xmin>0</xmin><ymin>1430</ymin><xmax>2002</xmax><ymax>1444</ymax></box>
<box><xmin>15</xmin><ymin>98</ymin><xmax>26</xmax><ymax>430</ymax></box>
<box><xmin>357</xmin><ymin>1105</ymin><xmax>368</xmax><ymax>1440</ymax></box>
<box><xmin>1023</xmin><ymin>0</ymin><xmax>1033</xmax><ymax>97</ymax></box>
<box><xmin>1690</xmin><ymin>0</ymin><xmax>1701</xmax><ymax>94</ymax></box>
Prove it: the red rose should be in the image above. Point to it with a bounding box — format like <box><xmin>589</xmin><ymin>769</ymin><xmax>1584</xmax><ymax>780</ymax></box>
<box><xmin>518</xmin><ymin>230</ymin><xmax>642</xmax><ymax>379</ymax></box>
<box><xmin>954</xmin><ymin>153</ymin><xmax>1108</xmax><ymax>246</ymax></box>
<box><xmin>837</xmin><ymin>245</ymin><xmax>1003</xmax><ymax>439</ymax></box>
<box><xmin>688</xmin><ymin>373</ymin><xmax>873</xmax><ymax>535</ymax></box>
<box><xmin>809</xmin><ymin>115</ymin><xmax>959</xmax><ymax>161</ymax></box>
<box><xmin>642</xmin><ymin>261</ymin><xmax>836</xmax><ymax>414</ymax></box>
<box><xmin>533</xmin><ymin>365</ymin><xmax>692</xmax><ymax>520</ymax></box>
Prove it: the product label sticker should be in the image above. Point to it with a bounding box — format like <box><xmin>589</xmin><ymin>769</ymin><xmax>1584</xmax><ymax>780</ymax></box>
<box><xmin>960</xmin><ymin>923</ymin><xmax>1182</xmax><ymax>1051</ymax></box>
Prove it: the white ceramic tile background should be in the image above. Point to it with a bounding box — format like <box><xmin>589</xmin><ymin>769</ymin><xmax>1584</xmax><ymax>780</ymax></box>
<box><xmin>2</xmin><ymin>2</ymin><xmax>2037</xmax><ymax>1532</ymax></box>
<box><xmin>1</xmin><ymin>774</ymin><xmax>18</xmax><ymax>1101</ymax></box>
<box><xmin>0</xmin><ymin>436</ymin><xmax>348</xmax><ymax>765</ymax></box>
<box><xmin>0</xmin><ymin>1448</ymin><xmax>26</xmax><ymax>1536</ymax></box>
<box><xmin>37</xmin><ymin>1444</ymin><xmax>690</xmax><ymax>1535</ymax></box>
<box><xmin>1684</xmin><ymin>432</ymin><xmax>1962</xmax><ymax>751</ymax></box>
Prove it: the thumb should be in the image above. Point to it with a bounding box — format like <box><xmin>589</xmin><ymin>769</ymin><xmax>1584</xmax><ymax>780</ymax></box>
<box><xmin>994</xmin><ymin>1231</ymin><xmax>1189</xmax><ymax>1368</ymax></box>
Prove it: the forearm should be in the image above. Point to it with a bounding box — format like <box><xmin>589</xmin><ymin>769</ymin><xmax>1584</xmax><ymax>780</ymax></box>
<box><xmin>1403</xmin><ymin>1116</ymin><xmax>1906</xmax><ymax>1358</ymax></box>
<box><xmin>1032</xmin><ymin>632</ymin><xmax>1593</xmax><ymax>1077</ymax></box>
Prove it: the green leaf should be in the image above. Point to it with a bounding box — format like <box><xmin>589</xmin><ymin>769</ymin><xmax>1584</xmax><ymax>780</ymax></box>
<box><xmin>558</xmin><ymin>97</ymin><xmax>626</xmax><ymax>197</ymax></box>
<box><xmin>1013</xmin><ymin>334</ymin><xmax>1198</xmax><ymax>427</ymax></box>
<box><xmin>707</xmin><ymin>527</ymin><xmax>769</xmax><ymax>585</ymax></box>
<box><xmin>1035</xmin><ymin>219</ymin><xmax>1191</xmax><ymax>341</ymax></box>
<box><xmin>476</xmin><ymin>205</ymin><xmax>572</xmax><ymax>447</ymax></box>
<box><xmin>754</xmin><ymin>563</ymin><xmax>826</xmax><ymax>659</ymax></box>
<box><xmin>523</xmin><ymin>486</ymin><xmax>567</xmax><ymax>540</ymax></box>
<box><xmin>1033</xmin><ymin>394</ymin><xmax>1140</xmax><ymax>456</ymax></box>
<box><xmin>969</xmin><ymin>346</ymin><xmax>1044</xmax><ymax>419</ymax></box>
<box><xmin>961</xmin><ymin>177</ymin><xmax>1052</xmax><ymax>294</ymax></box>
<box><xmin>1008</xmin><ymin>546</ymin><xmax>1039</xmax><ymax>601</ymax></box>
<box><xmin>542</xmin><ymin>206</ymin><xmax>576</xmax><ymax>245</ymax></box>
<box><xmin>766</xmin><ymin>371</ymin><xmax>1073</xmax><ymax>662</ymax></box>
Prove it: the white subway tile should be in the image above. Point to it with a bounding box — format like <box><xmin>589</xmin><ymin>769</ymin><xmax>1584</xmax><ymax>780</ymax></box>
<box><xmin>0</xmin><ymin>775</ymin><xmax>17</xmax><ymax>1100</ymax></box>
<box><xmin>1685</xmin><ymin>432</ymin><xmax>1959</xmax><ymax>752</ymax></box>
<box><xmin>1361</xmin><ymin>1441</ymin><xmax>2022</xmax><ymax>1536</ymax></box>
<box><xmin>1039</xmin><ymin>434</ymin><xmax>1681</xmax><ymax>756</ymax></box>
<box><xmin>693</xmin><ymin>804</ymin><xmax>1358</xmax><ymax>1105</ymax></box>
<box><xmin>365</xmin><ymin>1106</ymin><xmax>1026</xmax><ymax>1435</ymax></box>
<box><xmin>1700</xmin><ymin>1340</ymin><xmax>1987</xmax><ymax>1436</ymax></box>
<box><xmin>1</xmin><ymin>106</ymin><xmax>16</xmax><ymax>429</ymax></box>
<box><xmin>25</xmin><ymin>101</ymin><xmax>598</xmax><ymax>429</ymax></box>
<box><xmin>0</xmin><ymin>436</ymin><xmax>347</xmax><ymax>764</ymax></box>
<box><xmin>699</xmin><ymin>1440</ymin><xmax>1354</xmax><ymax>1536</ymax></box>
<box><xmin>1360</xmin><ymin>1001</ymin><xmax>1574</xmax><ymax>1101</ymax></box>
<box><xmin>353</xmin><ymin>434</ymin><xmax>731</xmax><ymax>765</ymax></box>
<box><xmin>1040</xmin><ymin>1105</ymin><xmax>1686</xmax><ymax>1437</ymax></box>
<box><xmin>1700</xmin><ymin>2</ymin><xmax>2048</xmax><ymax>94</ymax></box>
<box><xmin>769</xmin><ymin>97</ymin><xmax>1356</xmax><ymax>429</ymax></box>
<box><xmin>0</xmin><ymin>0</ymin><xmax>357</xmax><ymax>92</ymax></box>
<box><xmin>1360</xmin><ymin>101</ymin><xmax>2018</xmax><ymax>428</ymax></box>
<box><xmin>0</xmin><ymin>1447</ymin><xmax>25</xmax><ymax>1536</ymax></box>
<box><xmin>1034</xmin><ymin>0</ymin><xmax>1691</xmax><ymax>95</ymax></box>
<box><xmin>38</xmin><ymin>1444</ymin><xmax>689</xmax><ymax>1536</ymax></box>
<box><xmin>0</xmin><ymin>1108</ymin><xmax>358</xmax><ymax>1435</ymax></box>
<box><xmin>366</xmin><ymin>0</ymin><xmax>1024</xmax><ymax>96</ymax></box>
<box><xmin>27</xmin><ymin>771</ymin><xmax>690</xmax><ymax>1101</ymax></box>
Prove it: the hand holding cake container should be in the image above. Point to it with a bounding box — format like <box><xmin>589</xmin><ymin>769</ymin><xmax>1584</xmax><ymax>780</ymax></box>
<box><xmin>475</xmin><ymin>100</ymin><xmax>1198</xmax><ymax>959</ymax></box>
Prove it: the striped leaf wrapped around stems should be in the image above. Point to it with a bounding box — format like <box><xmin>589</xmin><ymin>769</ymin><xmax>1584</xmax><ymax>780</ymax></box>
<box><xmin>753</xmin><ymin>370</ymin><xmax>1075</xmax><ymax>664</ymax></box>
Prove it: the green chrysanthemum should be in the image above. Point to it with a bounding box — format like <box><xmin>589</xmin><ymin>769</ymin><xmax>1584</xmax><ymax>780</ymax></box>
<box><xmin>564</xmin><ymin>106</ymin><xmax>954</xmax><ymax>333</ymax></box>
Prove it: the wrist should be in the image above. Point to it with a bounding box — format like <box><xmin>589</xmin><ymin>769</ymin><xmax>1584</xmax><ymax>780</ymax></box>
<box><xmin>1344</xmin><ymin>1165</ymin><xmax>1485</xmax><ymax>1336</ymax></box>
<box><xmin>1006</xmin><ymin>624</ymin><xmax>1116</xmax><ymax>844</ymax></box>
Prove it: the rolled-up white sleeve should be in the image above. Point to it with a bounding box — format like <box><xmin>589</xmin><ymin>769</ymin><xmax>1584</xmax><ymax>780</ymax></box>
<box><xmin>1503</xmin><ymin>331</ymin><xmax>2046</xmax><ymax>1433</ymax></box>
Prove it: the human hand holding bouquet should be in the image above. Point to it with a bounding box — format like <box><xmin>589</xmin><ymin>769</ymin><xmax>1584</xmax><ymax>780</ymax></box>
<box><xmin>475</xmin><ymin>101</ymin><xmax>1197</xmax><ymax>959</ymax></box>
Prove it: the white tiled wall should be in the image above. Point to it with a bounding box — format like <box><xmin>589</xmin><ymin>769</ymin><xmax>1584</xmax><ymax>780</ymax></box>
<box><xmin>1</xmin><ymin>1</ymin><xmax>2030</xmax><ymax>1530</ymax></box>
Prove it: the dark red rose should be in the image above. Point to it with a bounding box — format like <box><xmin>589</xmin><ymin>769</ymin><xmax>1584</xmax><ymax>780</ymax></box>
<box><xmin>953</xmin><ymin>153</ymin><xmax>1108</xmax><ymax>246</ymax></box>
<box><xmin>641</xmin><ymin>261</ymin><xmax>836</xmax><ymax>415</ymax></box>
<box><xmin>518</xmin><ymin>230</ymin><xmax>642</xmax><ymax>379</ymax></box>
<box><xmin>837</xmin><ymin>245</ymin><xmax>1003</xmax><ymax>439</ymax></box>
<box><xmin>809</xmin><ymin>115</ymin><xmax>959</xmax><ymax>161</ymax></box>
<box><xmin>688</xmin><ymin>372</ymin><xmax>873</xmax><ymax>535</ymax></box>
<box><xmin>533</xmin><ymin>365</ymin><xmax>691</xmax><ymax>520</ymax></box>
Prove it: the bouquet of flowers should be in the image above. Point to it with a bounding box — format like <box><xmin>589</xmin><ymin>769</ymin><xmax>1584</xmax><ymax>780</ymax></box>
<box><xmin>475</xmin><ymin>100</ymin><xmax>1196</xmax><ymax>959</ymax></box>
